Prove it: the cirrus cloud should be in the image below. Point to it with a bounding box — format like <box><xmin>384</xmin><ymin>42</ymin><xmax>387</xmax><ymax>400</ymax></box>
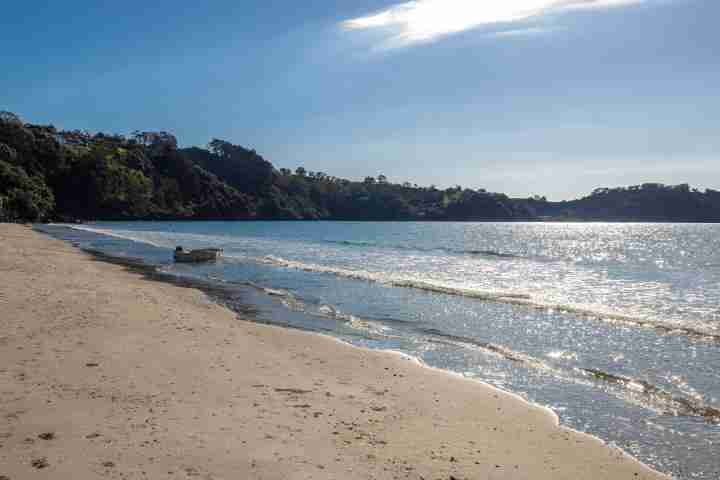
<box><xmin>342</xmin><ymin>0</ymin><xmax>648</xmax><ymax>47</ymax></box>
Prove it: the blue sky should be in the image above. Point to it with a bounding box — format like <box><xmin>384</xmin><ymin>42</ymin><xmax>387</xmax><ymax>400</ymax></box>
<box><xmin>2</xmin><ymin>0</ymin><xmax>718</xmax><ymax>199</ymax></box>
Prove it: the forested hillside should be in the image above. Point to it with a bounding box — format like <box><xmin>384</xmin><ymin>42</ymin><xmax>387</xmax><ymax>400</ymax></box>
<box><xmin>0</xmin><ymin>112</ymin><xmax>532</xmax><ymax>222</ymax></box>
<box><xmin>531</xmin><ymin>184</ymin><xmax>720</xmax><ymax>222</ymax></box>
<box><xmin>1</xmin><ymin>111</ymin><xmax>719</xmax><ymax>223</ymax></box>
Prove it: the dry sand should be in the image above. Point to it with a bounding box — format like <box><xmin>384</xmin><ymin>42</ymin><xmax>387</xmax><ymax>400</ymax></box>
<box><xmin>0</xmin><ymin>224</ymin><xmax>669</xmax><ymax>479</ymax></box>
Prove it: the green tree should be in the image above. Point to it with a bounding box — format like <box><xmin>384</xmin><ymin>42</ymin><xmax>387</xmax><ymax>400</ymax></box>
<box><xmin>0</xmin><ymin>160</ymin><xmax>55</xmax><ymax>221</ymax></box>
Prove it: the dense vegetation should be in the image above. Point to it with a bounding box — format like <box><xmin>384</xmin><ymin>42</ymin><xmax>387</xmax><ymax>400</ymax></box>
<box><xmin>547</xmin><ymin>185</ymin><xmax>720</xmax><ymax>221</ymax></box>
<box><xmin>2</xmin><ymin>111</ymin><xmax>719</xmax><ymax>223</ymax></box>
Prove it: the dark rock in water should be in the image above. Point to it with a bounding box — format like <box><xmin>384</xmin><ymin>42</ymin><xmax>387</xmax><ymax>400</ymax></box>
<box><xmin>38</xmin><ymin>432</ymin><xmax>55</xmax><ymax>440</ymax></box>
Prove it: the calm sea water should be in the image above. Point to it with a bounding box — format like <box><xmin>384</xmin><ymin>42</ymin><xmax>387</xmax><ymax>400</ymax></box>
<box><xmin>41</xmin><ymin>221</ymin><xmax>720</xmax><ymax>479</ymax></box>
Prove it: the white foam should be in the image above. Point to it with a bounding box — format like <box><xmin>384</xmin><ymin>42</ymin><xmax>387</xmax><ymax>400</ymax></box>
<box><xmin>62</xmin><ymin>224</ymin><xmax>169</xmax><ymax>248</ymax></box>
<box><xmin>255</xmin><ymin>254</ymin><xmax>720</xmax><ymax>339</ymax></box>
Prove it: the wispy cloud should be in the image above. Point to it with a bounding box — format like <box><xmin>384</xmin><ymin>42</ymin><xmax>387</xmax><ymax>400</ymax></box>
<box><xmin>342</xmin><ymin>0</ymin><xmax>647</xmax><ymax>48</ymax></box>
<box><xmin>491</xmin><ymin>26</ymin><xmax>556</xmax><ymax>38</ymax></box>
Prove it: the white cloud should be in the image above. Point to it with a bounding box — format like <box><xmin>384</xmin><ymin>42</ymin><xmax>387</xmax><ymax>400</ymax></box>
<box><xmin>342</xmin><ymin>0</ymin><xmax>647</xmax><ymax>47</ymax></box>
<box><xmin>492</xmin><ymin>26</ymin><xmax>556</xmax><ymax>37</ymax></box>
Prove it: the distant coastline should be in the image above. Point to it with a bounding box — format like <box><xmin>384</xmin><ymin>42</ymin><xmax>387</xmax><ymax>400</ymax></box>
<box><xmin>50</xmin><ymin>217</ymin><xmax>720</xmax><ymax>224</ymax></box>
<box><xmin>3</xmin><ymin>110</ymin><xmax>720</xmax><ymax>224</ymax></box>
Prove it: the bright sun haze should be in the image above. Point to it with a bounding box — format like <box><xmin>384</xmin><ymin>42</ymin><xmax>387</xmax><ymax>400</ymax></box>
<box><xmin>343</xmin><ymin>0</ymin><xmax>644</xmax><ymax>45</ymax></box>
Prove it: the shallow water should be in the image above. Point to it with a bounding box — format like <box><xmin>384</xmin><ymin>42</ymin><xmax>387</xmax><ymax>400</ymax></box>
<box><xmin>41</xmin><ymin>221</ymin><xmax>720</xmax><ymax>479</ymax></box>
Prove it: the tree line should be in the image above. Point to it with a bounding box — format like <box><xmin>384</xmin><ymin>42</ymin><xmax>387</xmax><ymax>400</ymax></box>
<box><xmin>2</xmin><ymin>111</ymin><xmax>720</xmax><ymax>223</ymax></box>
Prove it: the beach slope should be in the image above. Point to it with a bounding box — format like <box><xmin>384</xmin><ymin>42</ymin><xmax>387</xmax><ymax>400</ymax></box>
<box><xmin>0</xmin><ymin>224</ymin><xmax>668</xmax><ymax>479</ymax></box>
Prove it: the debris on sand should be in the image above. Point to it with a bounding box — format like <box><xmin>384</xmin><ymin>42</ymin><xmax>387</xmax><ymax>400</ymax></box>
<box><xmin>274</xmin><ymin>388</ymin><xmax>312</xmax><ymax>394</ymax></box>
<box><xmin>31</xmin><ymin>458</ymin><xmax>49</xmax><ymax>469</ymax></box>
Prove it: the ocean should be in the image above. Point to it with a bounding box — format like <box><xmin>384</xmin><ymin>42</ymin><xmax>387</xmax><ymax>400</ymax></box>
<box><xmin>40</xmin><ymin>221</ymin><xmax>720</xmax><ymax>479</ymax></box>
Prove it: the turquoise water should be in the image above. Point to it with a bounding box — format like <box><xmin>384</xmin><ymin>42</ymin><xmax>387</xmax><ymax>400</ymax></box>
<box><xmin>42</xmin><ymin>221</ymin><xmax>720</xmax><ymax>479</ymax></box>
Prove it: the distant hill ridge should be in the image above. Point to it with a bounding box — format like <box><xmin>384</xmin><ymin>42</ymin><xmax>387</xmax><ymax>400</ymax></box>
<box><xmin>1</xmin><ymin>111</ymin><xmax>719</xmax><ymax>223</ymax></box>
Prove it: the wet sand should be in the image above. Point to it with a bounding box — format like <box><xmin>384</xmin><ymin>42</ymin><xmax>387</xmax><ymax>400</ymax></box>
<box><xmin>0</xmin><ymin>224</ymin><xmax>669</xmax><ymax>479</ymax></box>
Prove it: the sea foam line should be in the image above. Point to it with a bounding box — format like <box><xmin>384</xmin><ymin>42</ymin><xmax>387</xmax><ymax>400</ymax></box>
<box><xmin>61</xmin><ymin>224</ymin><xmax>169</xmax><ymax>248</ymax></box>
<box><xmin>254</xmin><ymin>254</ymin><xmax>720</xmax><ymax>341</ymax></box>
<box><xmin>258</xmin><ymin>254</ymin><xmax>531</xmax><ymax>300</ymax></box>
<box><xmin>239</xmin><ymin>280</ymin><xmax>394</xmax><ymax>338</ymax></box>
<box><xmin>422</xmin><ymin>328</ymin><xmax>720</xmax><ymax>423</ymax></box>
<box><xmin>322</xmin><ymin>238</ymin><xmax>520</xmax><ymax>259</ymax></box>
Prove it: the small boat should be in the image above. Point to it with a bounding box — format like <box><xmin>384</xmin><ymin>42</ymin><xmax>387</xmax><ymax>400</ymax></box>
<box><xmin>173</xmin><ymin>246</ymin><xmax>223</xmax><ymax>263</ymax></box>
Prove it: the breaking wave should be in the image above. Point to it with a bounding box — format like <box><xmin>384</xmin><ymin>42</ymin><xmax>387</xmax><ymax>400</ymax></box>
<box><xmin>579</xmin><ymin>368</ymin><xmax>720</xmax><ymax>422</ymax></box>
<box><xmin>322</xmin><ymin>238</ymin><xmax>518</xmax><ymax>259</ymax></box>
<box><xmin>323</xmin><ymin>239</ymin><xmax>378</xmax><ymax>248</ymax></box>
<box><xmin>258</xmin><ymin>254</ymin><xmax>530</xmax><ymax>300</ymax></box>
<box><xmin>283</xmin><ymin>297</ymin><xmax>391</xmax><ymax>338</ymax></box>
<box><xmin>464</xmin><ymin>249</ymin><xmax>519</xmax><ymax>258</ymax></box>
<box><xmin>420</xmin><ymin>328</ymin><xmax>720</xmax><ymax>423</ymax></box>
<box><xmin>256</xmin><ymin>254</ymin><xmax>720</xmax><ymax>340</ymax></box>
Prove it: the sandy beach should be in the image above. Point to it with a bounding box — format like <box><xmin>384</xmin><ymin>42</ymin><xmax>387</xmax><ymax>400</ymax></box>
<box><xmin>0</xmin><ymin>224</ymin><xmax>669</xmax><ymax>479</ymax></box>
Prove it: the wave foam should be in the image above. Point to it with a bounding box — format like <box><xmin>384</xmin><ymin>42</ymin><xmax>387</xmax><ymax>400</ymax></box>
<box><xmin>257</xmin><ymin>254</ymin><xmax>719</xmax><ymax>340</ymax></box>
<box><xmin>322</xmin><ymin>238</ymin><xmax>519</xmax><ymax>259</ymax></box>
<box><xmin>260</xmin><ymin>254</ymin><xmax>532</xmax><ymax>300</ymax></box>
<box><xmin>62</xmin><ymin>224</ymin><xmax>169</xmax><ymax>248</ymax></box>
<box><xmin>422</xmin><ymin>328</ymin><xmax>720</xmax><ymax>423</ymax></box>
<box><xmin>580</xmin><ymin>368</ymin><xmax>720</xmax><ymax>422</ymax></box>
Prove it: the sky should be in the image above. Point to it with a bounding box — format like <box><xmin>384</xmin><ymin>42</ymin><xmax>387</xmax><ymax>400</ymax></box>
<box><xmin>1</xmin><ymin>0</ymin><xmax>718</xmax><ymax>199</ymax></box>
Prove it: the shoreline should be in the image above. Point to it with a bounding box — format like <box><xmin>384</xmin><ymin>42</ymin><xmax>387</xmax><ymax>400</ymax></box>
<box><xmin>55</xmin><ymin>222</ymin><xmax>720</xmax><ymax>344</ymax></box>
<box><xmin>0</xmin><ymin>224</ymin><xmax>670</xmax><ymax>479</ymax></box>
<box><xmin>48</xmin><ymin>218</ymin><xmax>720</xmax><ymax>224</ymax></box>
